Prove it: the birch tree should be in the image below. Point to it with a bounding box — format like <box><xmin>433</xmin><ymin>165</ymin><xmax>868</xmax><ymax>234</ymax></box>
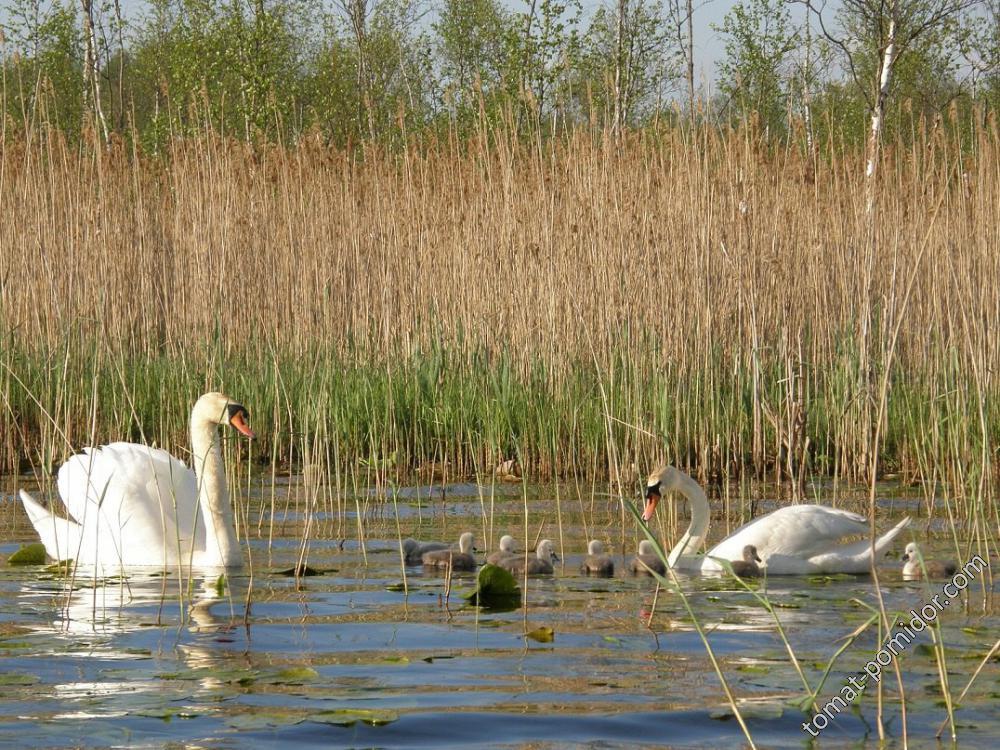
<box><xmin>79</xmin><ymin>0</ymin><xmax>108</xmax><ymax>140</ymax></box>
<box><xmin>714</xmin><ymin>0</ymin><xmax>798</xmax><ymax>133</ymax></box>
<box><xmin>579</xmin><ymin>0</ymin><xmax>675</xmax><ymax>129</ymax></box>
<box><xmin>801</xmin><ymin>0</ymin><xmax>982</xmax><ymax>194</ymax></box>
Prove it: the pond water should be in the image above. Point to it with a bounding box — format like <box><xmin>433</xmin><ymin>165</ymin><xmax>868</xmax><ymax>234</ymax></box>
<box><xmin>0</xmin><ymin>477</ymin><xmax>996</xmax><ymax>748</ymax></box>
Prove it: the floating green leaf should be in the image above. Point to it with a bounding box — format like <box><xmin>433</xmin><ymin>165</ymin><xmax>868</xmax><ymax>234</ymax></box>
<box><xmin>268</xmin><ymin>666</ymin><xmax>320</xmax><ymax>684</ymax></box>
<box><xmin>8</xmin><ymin>544</ymin><xmax>47</xmax><ymax>565</ymax></box>
<box><xmin>464</xmin><ymin>564</ymin><xmax>521</xmax><ymax>609</ymax></box>
<box><xmin>0</xmin><ymin>673</ymin><xmax>39</xmax><ymax>686</ymax></box>
<box><xmin>737</xmin><ymin>664</ymin><xmax>771</xmax><ymax>674</ymax></box>
<box><xmin>525</xmin><ymin>626</ymin><xmax>554</xmax><ymax>643</ymax></box>
<box><xmin>307</xmin><ymin>708</ymin><xmax>398</xmax><ymax>727</ymax></box>
<box><xmin>227</xmin><ymin>711</ymin><xmax>305</xmax><ymax>730</ymax></box>
<box><xmin>275</xmin><ymin>565</ymin><xmax>327</xmax><ymax>577</ymax></box>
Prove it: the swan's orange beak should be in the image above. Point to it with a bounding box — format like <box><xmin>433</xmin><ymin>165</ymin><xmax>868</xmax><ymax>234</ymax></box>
<box><xmin>229</xmin><ymin>410</ymin><xmax>256</xmax><ymax>439</ymax></box>
<box><xmin>642</xmin><ymin>486</ymin><xmax>660</xmax><ymax>522</ymax></box>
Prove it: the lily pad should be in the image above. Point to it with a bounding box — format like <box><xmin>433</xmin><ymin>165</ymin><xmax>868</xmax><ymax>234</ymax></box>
<box><xmin>268</xmin><ymin>666</ymin><xmax>320</xmax><ymax>684</ymax></box>
<box><xmin>710</xmin><ymin>702</ymin><xmax>784</xmax><ymax>721</ymax></box>
<box><xmin>464</xmin><ymin>564</ymin><xmax>521</xmax><ymax>609</ymax></box>
<box><xmin>274</xmin><ymin>565</ymin><xmax>327</xmax><ymax>577</ymax></box>
<box><xmin>737</xmin><ymin>664</ymin><xmax>771</xmax><ymax>674</ymax></box>
<box><xmin>307</xmin><ymin>708</ymin><xmax>398</xmax><ymax>727</ymax></box>
<box><xmin>8</xmin><ymin>544</ymin><xmax>47</xmax><ymax>565</ymax></box>
<box><xmin>227</xmin><ymin>711</ymin><xmax>306</xmax><ymax>730</ymax></box>
<box><xmin>0</xmin><ymin>672</ymin><xmax>39</xmax><ymax>686</ymax></box>
<box><xmin>525</xmin><ymin>626</ymin><xmax>555</xmax><ymax>643</ymax></box>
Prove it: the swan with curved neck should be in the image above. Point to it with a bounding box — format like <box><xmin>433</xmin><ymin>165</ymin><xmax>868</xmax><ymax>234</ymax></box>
<box><xmin>18</xmin><ymin>392</ymin><xmax>254</xmax><ymax>569</ymax></box>
<box><xmin>641</xmin><ymin>466</ymin><xmax>911</xmax><ymax>575</ymax></box>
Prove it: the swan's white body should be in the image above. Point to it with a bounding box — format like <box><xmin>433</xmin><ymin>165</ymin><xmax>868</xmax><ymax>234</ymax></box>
<box><xmin>644</xmin><ymin>467</ymin><xmax>911</xmax><ymax>575</ymax></box>
<box><xmin>18</xmin><ymin>393</ymin><xmax>252</xmax><ymax>569</ymax></box>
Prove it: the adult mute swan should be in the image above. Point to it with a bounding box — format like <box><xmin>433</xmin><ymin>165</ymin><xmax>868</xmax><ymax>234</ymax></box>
<box><xmin>641</xmin><ymin>466</ymin><xmax>910</xmax><ymax>575</ymax></box>
<box><xmin>18</xmin><ymin>392</ymin><xmax>254</xmax><ymax>569</ymax></box>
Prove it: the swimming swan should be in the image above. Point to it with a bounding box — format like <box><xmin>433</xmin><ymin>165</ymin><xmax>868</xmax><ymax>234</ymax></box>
<box><xmin>499</xmin><ymin>539</ymin><xmax>558</xmax><ymax>575</ymax></box>
<box><xmin>730</xmin><ymin>544</ymin><xmax>762</xmax><ymax>578</ymax></box>
<box><xmin>422</xmin><ymin>532</ymin><xmax>477</xmax><ymax>570</ymax></box>
<box><xmin>402</xmin><ymin>537</ymin><xmax>449</xmax><ymax>564</ymax></box>
<box><xmin>641</xmin><ymin>466</ymin><xmax>911</xmax><ymax>575</ymax></box>
<box><xmin>629</xmin><ymin>540</ymin><xmax>666</xmax><ymax>576</ymax></box>
<box><xmin>18</xmin><ymin>392</ymin><xmax>254</xmax><ymax>569</ymax></box>
<box><xmin>580</xmin><ymin>539</ymin><xmax>614</xmax><ymax>576</ymax></box>
<box><xmin>901</xmin><ymin>542</ymin><xmax>957</xmax><ymax>579</ymax></box>
<box><xmin>486</xmin><ymin>534</ymin><xmax>517</xmax><ymax>565</ymax></box>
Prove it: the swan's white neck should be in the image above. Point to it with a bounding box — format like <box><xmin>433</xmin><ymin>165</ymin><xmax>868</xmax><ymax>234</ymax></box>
<box><xmin>190</xmin><ymin>416</ymin><xmax>240</xmax><ymax>567</ymax></box>
<box><xmin>667</xmin><ymin>471</ymin><xmax>710</xmax><ymax>567</ymax></box>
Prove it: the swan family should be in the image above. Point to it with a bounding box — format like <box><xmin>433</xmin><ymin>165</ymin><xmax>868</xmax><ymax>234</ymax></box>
<box><xmin>17</xmin><ymin>394</ymin><xmax>919</xmax><ymax>577</ymax></box>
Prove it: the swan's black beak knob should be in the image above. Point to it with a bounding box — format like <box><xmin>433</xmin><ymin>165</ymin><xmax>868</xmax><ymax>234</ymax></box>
<box><xmin>642</xmin><ymin>484</ymin><xmax>661</xmax><ymax>522</ymax></box>
<box><xmin>227</xmin><ymin>403</ymin><xmax>256</xmax><ymax>439</ymax></box>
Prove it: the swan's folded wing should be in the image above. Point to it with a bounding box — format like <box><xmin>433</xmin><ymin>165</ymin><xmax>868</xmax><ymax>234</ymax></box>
<box><xmin>56</xmin><ymin>443</ymin><xmax>200</xmax><ymax>563</ymax></box>
<box><xmin>707</xmin><ymin>505</ymin><xmax>869</xmax><ymax>562</ymax></box>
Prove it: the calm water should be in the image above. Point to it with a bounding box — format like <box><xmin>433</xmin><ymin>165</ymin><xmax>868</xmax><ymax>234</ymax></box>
<box><xmin>0</xmin><ymin>477</ymin><xmax>996</xmax><ymax>749</ymax></box>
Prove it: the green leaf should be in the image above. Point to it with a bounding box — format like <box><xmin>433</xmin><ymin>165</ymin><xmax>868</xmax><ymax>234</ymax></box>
<box><xmin>464</xmin><ymin>564</ymin><xmax>521</xmax><ymax>609</ymax></box>
<box><xmin>307</xmin><ymin>708</ymin><xmax>398</xmax><ymax>727</ymax></box>
<box><xmin>227</xmin><ymin>711</ymin><xmax>305</xmax><ymax>730</ymax></box>
<box><xmin>0</xmin><ymin>673</ymin><xmax>39</xmax><ymax>686</ymax></box>
<box><xmin>737</xmin><ymin>664</ymin><xmax>771</xmax><ymax>674</ymax></box>
<box><xmin>8</xmin><ymin>544</ymin><xmax>47</xmax><ymax>565</ymax></box>
<box><xmin>268</xmin><ymin>666</ymin><xmax>320</xmax><ymax>684</ymax></box>
<box><xmin>525</xmin><ymin>626</ymin><xmax>554</xmax><ymax>643</ymax></box>
<box><xmin>274</xmin><ymin>565</ymin><xmax>326</xmax><ymax>577</ymax></box>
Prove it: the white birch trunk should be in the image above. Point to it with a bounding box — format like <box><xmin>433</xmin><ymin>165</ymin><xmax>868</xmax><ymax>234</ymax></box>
<box><xmin>865</xmin><ymin>6</ymin><xmax>898</xmax><ymax>188</ymax></box>
<box><xmin>613</xmin><ymin>0</ymin><xmax>626</xmax><ymax>135</ymax></box>
<box><xmin>80</xmin><ymin>0</ymin><xmax>109</xmax><ymax>143</ymax></box>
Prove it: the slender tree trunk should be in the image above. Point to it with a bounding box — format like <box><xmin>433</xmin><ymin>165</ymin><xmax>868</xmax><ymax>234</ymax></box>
<box><xmin>346</xmin><ymin>0</ymin><xmax>372</xmax><ymax>138</ymax></box>
<box><xmin>865</xmin><ymin>1</ymin><xmax>898</xmax><ymax>209</ymax></box>
<box><xmin>686</xmin><ymin>0</ymin><xmax>694</xmax><ymax>121</ymax></box>
<box><xmin>80</xmin><ymin>0</ymin><xmax>109</xmax><ymax>142</ymax></box>
<box><xmin>802</xmin><ymin>19</ymin><xmax>814</xmax><ymax>154</ymax></box>
<box><xmin>613</xmin><ymin>0</ymin><xmax>626</xmax><ymax>134</ymax></box>
<box><xmin>113</xmin><ymin>0</ymin><xmax>126</xmax><ymax>132</ymax></box>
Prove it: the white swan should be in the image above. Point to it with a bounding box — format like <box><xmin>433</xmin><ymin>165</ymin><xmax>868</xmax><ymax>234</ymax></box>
<box><xmin>641</xmin><ymin>466</ymin><xmax>911</xmax><ymax>575</ymax></box>
<box><xmin>18</xmin><ymin>392</ymin><xmax>254</xmax><ymax>569</ymax></box>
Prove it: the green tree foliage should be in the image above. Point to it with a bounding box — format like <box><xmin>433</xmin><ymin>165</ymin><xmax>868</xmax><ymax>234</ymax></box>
<box><xmin>433</xmin><ymin>0</ymin><xmax>512</xmax><ymax>125</ymax></box>
<box><xmin>575</xmin><ymin>0</ymin><xmax>677</xmax><ymax>127</ymax></box>
<box><xmin>0</xmin><ymin>0</ymin><xmax>994</xmax><ymax>147</ymax></box>
<box><xmin>714</xmin><ymin>0</ymin><xmax>798</xmax><ymax>133</ymax></box>
<box><xmin>2</xmin><ymin>0</ymin><xmax>83</xmax><ymax>132</ymax></box>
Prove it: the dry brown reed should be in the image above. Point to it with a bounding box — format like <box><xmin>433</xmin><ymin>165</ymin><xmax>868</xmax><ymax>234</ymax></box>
<box><xmin>1</xmin><ymin>117</ymin><xmax>998</xmax><ymax>527</ymax></box>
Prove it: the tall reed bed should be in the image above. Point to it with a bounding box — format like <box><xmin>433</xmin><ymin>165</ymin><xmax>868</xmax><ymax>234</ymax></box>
<box><xmin>1</xmin><ymin>120</ymin><xmax>997</xmax><ymax>523</ymax></box>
